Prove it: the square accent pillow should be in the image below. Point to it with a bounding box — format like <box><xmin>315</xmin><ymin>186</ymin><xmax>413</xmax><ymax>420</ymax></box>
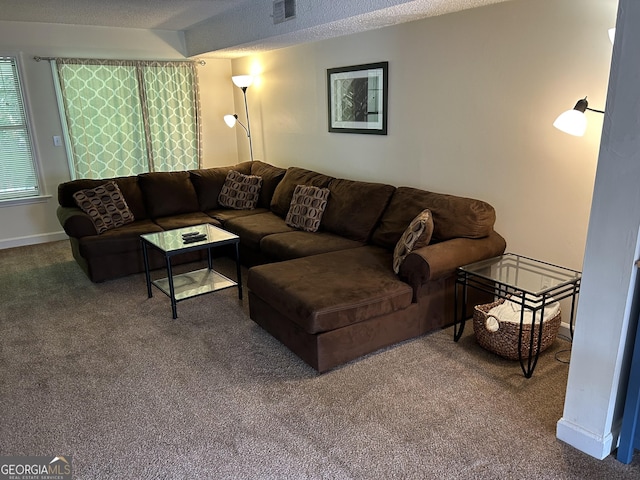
<box><xmin>218</xmin><ymin>170</ymin><xmax>263</xmax><ymax>210</ymax></box>
<box><xmin>392</xmin><ymin>209</ymin><xmax>434</xmax><ymax>274</ymax></box>
<box><xmin>73</xmin><ymin>181</ymin><xmax>135</xmax><ymax>234</ymax></box>
<box><xmin>285</xmin><ymin>184</ymin><xmax>330</xmax><ymax>232</ymax></box>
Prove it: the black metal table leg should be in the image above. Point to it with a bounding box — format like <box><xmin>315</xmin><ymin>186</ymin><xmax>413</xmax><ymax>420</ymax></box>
<box><xmin>569</xmin><ymin>282</ymin><xmax>578</xmax><ymax>339</ymax></box>
<box><xmin>142</xmin><ymin>239</ymin><xmax>152</xmax><ymax>298</ymax></box>
<box><xmin>165</xmin><ymin>256</ymin><xmax>177</xmax><ymax>319</ymax></box>
<box><xmin>235</xmin><ymin>242</ymin><xmax>243</xmax><ymax>300</ymax></box>
<box><xmin>454</xmin><ymin>275</ymin><xmax>467</xmax><ymax>342</ymax></box>
<box><xmin>518</xmin><ymin>298</ymin><xmax>546</xmax><ymax>378</ymax></box>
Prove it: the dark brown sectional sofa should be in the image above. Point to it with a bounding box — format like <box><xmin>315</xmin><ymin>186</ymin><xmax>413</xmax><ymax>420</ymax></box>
<box><xmin>57</xmin><ymin>161</ymin><xmax>506</xmax><ymax>372</ymax></box>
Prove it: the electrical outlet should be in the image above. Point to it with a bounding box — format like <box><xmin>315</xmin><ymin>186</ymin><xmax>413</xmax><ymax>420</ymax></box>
<box><xmin>540</xmin><ymin>275</ymin><xmax>553</xmax><ymax>290</ymax></box>
<box><xmin>53</xmin><ymin>136</ymin><xmax>62</xmax><ymax>146</ymax></box>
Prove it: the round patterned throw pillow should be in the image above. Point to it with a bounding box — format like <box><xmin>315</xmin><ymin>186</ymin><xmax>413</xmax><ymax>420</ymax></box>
<box><xmin>72</xmin><ymin>181</ymin><xmax>135</xmax><ymax>234</ymax></box>
<box><xmin>392</xmin><ymin>209</ymin><xmax>434</xmax><ymax>274</ymax></box>
<box><xmin>285</xmin><ymin>184</ymin><xmax>330</xmax><ymax>232</ymax></box>
<box><xmin>218</xmin><ymin>170</ymin><xmax>263</xmax><ymax>210</ymax></box>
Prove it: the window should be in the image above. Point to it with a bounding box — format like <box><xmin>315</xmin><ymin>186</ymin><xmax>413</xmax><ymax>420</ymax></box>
<box><xmin>0</xmin><ymin>56</ymin><xmax>40</xmax><ymax>201</ymax></box>
<box><xmin>54</xmin><ymin>59</ymin><xmax>201</xmax><ymax>180</ymax></box>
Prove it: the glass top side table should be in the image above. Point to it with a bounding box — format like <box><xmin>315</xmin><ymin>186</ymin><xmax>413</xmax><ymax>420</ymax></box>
<box><xmin>454</xmin><ymin>253</ymin><xmax>581</xmax><ymax>377</ymax></box>
<box><xmin>141</xmin><ymin>224</ymin><xmax>242</xmax><ymax>319</ymax></box>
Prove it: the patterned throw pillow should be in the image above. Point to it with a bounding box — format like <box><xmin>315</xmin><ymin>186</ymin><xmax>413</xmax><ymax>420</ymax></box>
<box><xmin>218</xmin><ymin>170</ymin><xmax>263</xmax><ymax>210</ymax></box>
<box><xmin>285</xmin><ymin>185</ymin><xmax>330</xmax><ymax>232</ymax></box>
<box><xmin>392</xmin><ymin>209</ymin><xmax>434</xmax><ymax>274</ymax></box>
<box><xmin>73</xmin><ymin>181</ymin><xmax>135</xmax><ymax>234</ymax></box>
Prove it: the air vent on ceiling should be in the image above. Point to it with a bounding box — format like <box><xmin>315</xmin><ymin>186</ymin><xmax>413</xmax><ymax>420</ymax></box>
<box><xmin>273</xmin><ymin>0</ymin><xmax>296</xmax><ymax>24</ymax></box>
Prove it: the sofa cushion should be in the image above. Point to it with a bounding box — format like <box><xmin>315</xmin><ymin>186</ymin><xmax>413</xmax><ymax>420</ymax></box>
<box><xmin>218</xmin><ymin>170</ymin><xmax>263</xmax><ymax>210</ymax></box>
<box><xmin>73</xmin><ymin>181</ymin><xmax>135</xmax><ymax>234</ymax></box>
<box><xmin>371</xmin><ymin>187</ymin><xmax>496</xmax><ymax>250</ymax></box>
<box><xmin>392</xmin><ymin>209</ymin><xmax>433</xmax><ymax>274</ymax></box>
<box><xmin>153</xmin><ymin>212</ymin><xmax>221</xmax><ymax>231</ymax></box>
<box><xmin>207</xmin><ymin>207</ymin><xmax>270</xmax><ymax>224</ymax></box>
<box><xmin>250</xmin><ymin>161</ymin><xmax>287</xmax><ymax>209</ymax></box>
<box><xmin>247</xmin><ymin>246</ymin><xmax>413</xmax><ymax>334</ymax></box>
<box><xmin>224</xmin><ymin>212</ymin><xmax>294</xmax><ymax>250</ymax></box>
<box><xmin>59</xmin><ymin>176</ymin><xmax>148</xmax><ymax>220</ymax></box>
<box><xmin>78</xmin><ymin>220</ymin><xmax>163</xmax><ymax>257</ymax></box>
<box><xmin>260</xmin><ymin>231</ymin><xmax>363</xmax><ymax>261</ymax></box>
<box><xmin>270</xmin><ymin>167</ymin><xmax>334</xmax><ymax>218</ymax></box>
<box><xmin>285</xmin><ymin>185</ymin><xmax>330</xmax><ymax>232</ymax></box>
<box><xmin>138</xmin><ymin>171</ymin><xmax>199</xmax><ymax>218</ymax></box>
<box><xmin>189</xmin><ymin>162</ymin><xmax>252</xmax><ymax>211</ymax></box>
<box><xmin>321</xmin><ymin>178</ymin><xmax>395</xmax><ymax>242</ymax></box>
<box><xmin>116</xmin><ymin>176</ymin><xmax>148</xmax><ymax>220</ymax></box>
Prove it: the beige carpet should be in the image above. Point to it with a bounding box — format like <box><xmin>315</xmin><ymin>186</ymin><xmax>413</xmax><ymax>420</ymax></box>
<box><xmin>0</xmin><ymin>240</ymin><xmax>638</xmax><ymax>479</ymax></box>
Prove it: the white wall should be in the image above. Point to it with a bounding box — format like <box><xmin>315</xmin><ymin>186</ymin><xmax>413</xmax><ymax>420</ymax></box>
<box><xmin>0</xmin><ymin>21</ymin><xmax>237</xmax><ymax>249</ymax></box>
<box><xmin>230</xmin><ymin>0</ymin><xmax>616</xmax><ymax>276</ymax></box>
<box><xmin>198</xmin><ymin>58</ymin><xmax>239</xmax><ymax>166</ymax></box>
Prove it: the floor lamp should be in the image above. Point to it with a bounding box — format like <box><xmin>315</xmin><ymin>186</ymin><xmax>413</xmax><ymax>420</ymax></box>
<box><xmin>224</xmin><ymin>75</ymin><xmax>254</xmax><ymax>161</ymax></box>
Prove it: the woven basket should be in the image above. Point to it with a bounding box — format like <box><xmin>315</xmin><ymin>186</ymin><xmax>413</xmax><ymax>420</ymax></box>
<box><xmin>472</xmin><ymin>298</ymin><xmax>561</xmax><ymax>360</ymax></box>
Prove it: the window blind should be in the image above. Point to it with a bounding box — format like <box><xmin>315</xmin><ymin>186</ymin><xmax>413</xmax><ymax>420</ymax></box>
<box><xmin>0</xmin><ymin>56</ymin><xmax>39</xmax><ymax>200</ymax></box>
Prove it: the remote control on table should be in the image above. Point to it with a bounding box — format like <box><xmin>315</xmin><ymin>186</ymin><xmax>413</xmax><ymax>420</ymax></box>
<box><xmin>183</xmin><ymin>234</ymin><xmax>207</xmax><ymax>244</ymax></box>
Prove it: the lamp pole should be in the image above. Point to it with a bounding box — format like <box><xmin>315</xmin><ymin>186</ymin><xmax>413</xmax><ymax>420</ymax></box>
<box><xmin>241</xmin><ymin>86</ymin><xmax>254</xmax><ymax>162</ymax></box>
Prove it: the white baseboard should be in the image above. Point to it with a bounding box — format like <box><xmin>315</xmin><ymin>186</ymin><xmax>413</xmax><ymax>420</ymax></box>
<box><xmin>559</xmin><ymin>320</ymin><xmax>572</xmax><ymax>341</ymax></box>
<box><xmin>0</xmin><ymin>231</ymin><xmax>68</xmax><ymax>250</ymax></box>
<box><xmin>556</xmin><ymin>417</ymin><xmax>615</xmax><ymax>460</ymax></box>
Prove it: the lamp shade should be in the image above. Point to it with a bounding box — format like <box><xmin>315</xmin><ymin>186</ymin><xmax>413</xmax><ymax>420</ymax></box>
<box><xmin>224</xmin><ymin>114</ymin><xmax>237</xmax><ymax>128</ymax></box>
<box><xmin>232</xmin><ymin>75</ymin><xmax>253</xmax><ymax>88</ymax></box>
<box><xmin>553</xmin><ymin>98</ymin><xmax>590</xmax><ymax>137</ymax></box>
<box><xmin>553</xmin><ymin>109</ymin><xmax>588</xmax><ymax>136</ymax></box>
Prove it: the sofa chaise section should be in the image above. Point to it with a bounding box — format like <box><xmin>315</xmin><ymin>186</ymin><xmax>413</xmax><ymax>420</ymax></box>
<box><xmin>248</xmin><ymin>246</ymin><xmax>417</xmax><ymax>372</ymax></box>
<box><xmin>247</xmin><ymin>183</ymin><xmax>506</xmax><ymax>372</ymax></box>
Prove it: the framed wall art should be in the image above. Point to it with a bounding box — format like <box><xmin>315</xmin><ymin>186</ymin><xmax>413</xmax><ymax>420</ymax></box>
<box><xmin>327</xmin><ymin>61</ymin><xmax>388</xmax><ymax>135</ymax></box>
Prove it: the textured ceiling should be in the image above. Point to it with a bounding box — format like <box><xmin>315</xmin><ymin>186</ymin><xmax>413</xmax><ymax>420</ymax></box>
<box><xmin>0</xmin><ymin>0</ymin><xmax>238</xmax><ymax>30</ymax></box>
<box><xmin>0</xmin><ymin>0</ymin><xmax>513</xmax><ymax>57</ymax></box>
<box><xmin>185</xmin><ymin>0</ymin><xmax>513</xmax><ymax>57</ymax></box>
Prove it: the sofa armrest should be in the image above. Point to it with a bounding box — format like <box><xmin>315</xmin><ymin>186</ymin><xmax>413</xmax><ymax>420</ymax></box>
<box><xmin>399</xmin><ymin>230</ymin><xmax>507</xmax><ymax>297</ymax></box>
<box><xmin>57</xmin><ymin>206</ymin><xmax>98</xmax><ymax>238</ymax></box>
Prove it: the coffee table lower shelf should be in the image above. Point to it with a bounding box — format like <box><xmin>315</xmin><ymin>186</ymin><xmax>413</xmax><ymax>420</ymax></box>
<box><xmin>152</xmin><ymin>268</ymin><xmax>237</xmax><ymax>301</ymax></box>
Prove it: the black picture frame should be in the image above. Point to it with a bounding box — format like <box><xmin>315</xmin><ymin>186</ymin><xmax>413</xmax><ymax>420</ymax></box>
<box><xmin>327</xmin><ymin>61</ymin><xmax>388</xmax><ymax>135</ymax></box>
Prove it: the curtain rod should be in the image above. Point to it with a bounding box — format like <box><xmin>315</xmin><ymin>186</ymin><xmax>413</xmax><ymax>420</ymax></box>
<box><xmin>33</xmin><ymin>56</ymin><xmax>206</xmax><ymax>66</ymax></box>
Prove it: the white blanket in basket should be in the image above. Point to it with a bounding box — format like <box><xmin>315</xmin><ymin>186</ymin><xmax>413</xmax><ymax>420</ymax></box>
<box><xmin>487</xmin><ymin>298</ymin><xmax>560</xmax><ymax>325</ymax></box>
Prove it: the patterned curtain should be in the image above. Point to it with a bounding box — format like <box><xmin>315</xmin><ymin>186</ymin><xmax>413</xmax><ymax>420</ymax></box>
<box><xmin>141</xmin><ymin>64</ymin><xmax>200</xmax><ymax>172</ymax></box>
<box><xmin>55</xmin><ymin>58</ymin><xmax>201</xmax><ymax>179</ymax></box>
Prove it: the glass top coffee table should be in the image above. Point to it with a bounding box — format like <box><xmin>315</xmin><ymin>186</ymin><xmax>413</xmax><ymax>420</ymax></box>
<box><xmin>454</xmin><ymin>253</ymin><xmax>581</xmax><ymax>377</ymax></box>
<box><xmin>140</xmin><ymin>224</ymin><xmax>242</xmax><ymax>319</ymax></box>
